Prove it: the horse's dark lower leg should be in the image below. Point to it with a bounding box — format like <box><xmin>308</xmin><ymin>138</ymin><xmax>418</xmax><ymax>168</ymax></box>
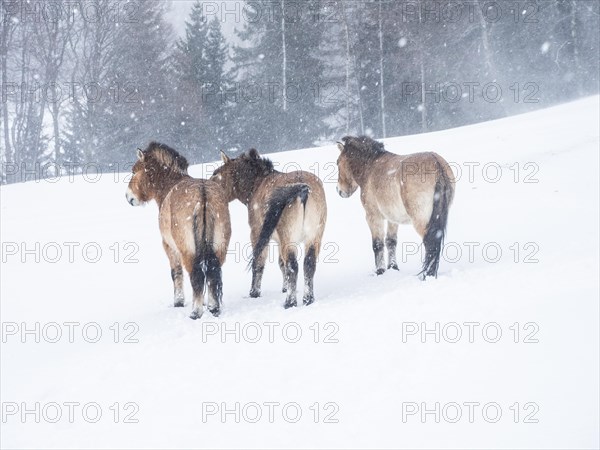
<box><xmin>386</xmin><ymin>237</ymin><xmax>399</xmax><ymax>270</ymax></box>
<box><xmin>366</xmin><ymin>215</ymin><xmax>386</xmax><ymax>275</ymax></box>
<box><xmin>171</xmin><ymin>266</ymin><xmax>185</xmax><ymax>307</ymax></box>
<box><xmin>386</xmin><ymin>223</ymin><xmax>399</xmax><ymax>270</ymax></box>
<box><xmin>278</xmin><ymin>256</ymin><xmax>288</xmax><ymax>293</ymax></box>
<box><xmin>373</xmin><ymin>238</ymin><xmax>386</xmax><ymax>275</ymax></box>
<box><xmin>250</xmin><ymin>248</ymin><xmax>267</xmax><ymax>298</ymax></box>
<box><xmin>284</xmin><ymin>252</ymin><xmax>299</xmax><ymax>309</ymax></box>
<box><xmin>189</xmin><ymin>260</ymin><xmax>206</xmax><ymax>320</ymax></box>
<box><xmin>250</xmin><ymin>264</ymin><xmax>264</xmax><ymax>298</ymax></box>
<box><xmin>163</xmin><ymin>241</ymin><xmax>185</xmax><ymax>307</ymax></box>
<box><xmin>303</xmin><ymin>245</ymin><xmax>317</xmax><ymax>306</ymax></box>
<box><xmin>205</xmin><ymin>261</ymin><xmax>223</xmax><ymax>317</ymax></box>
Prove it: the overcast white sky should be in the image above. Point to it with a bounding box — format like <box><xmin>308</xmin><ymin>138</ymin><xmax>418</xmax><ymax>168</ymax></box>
<box><xmin>166</xmin><ymin>0</ymin><xmax>241</xmax><ymax>41</ymax></box>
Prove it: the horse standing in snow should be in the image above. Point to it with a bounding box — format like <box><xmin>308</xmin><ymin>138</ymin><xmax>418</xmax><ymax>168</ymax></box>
<box><xmin>336</xmin><ymin>136</ymin><xmax>455</xmax><ymax>278</ymax></box>
<box><xmin>211</xmin><ymin>149</ymin><xmax>327</xmax><ymax>309</ymax></box>
<box><xmin>126</xmin><ymin>142</ymin><xmax>231</xmax><ymax>319</ymax></box>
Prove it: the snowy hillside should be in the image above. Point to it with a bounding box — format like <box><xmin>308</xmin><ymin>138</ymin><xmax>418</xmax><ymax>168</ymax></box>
<box><xmin>1</xmin><ymin>97</ymin><xmax>598</xmax><ymax>449</ymax></box>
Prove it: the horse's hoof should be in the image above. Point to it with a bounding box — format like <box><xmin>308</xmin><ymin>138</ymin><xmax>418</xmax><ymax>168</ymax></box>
<box><xmin>303</xmin><ymin>295</ymin><xmax>314</xmax><ymax>306</ymax></box>
<box><xmin>174</xmin><ymin>300</ymin><xmax>185</xmax><ymax>308</ymax></box>
<box><xmin>284</xmin><ymin>300</ymin><xmax>297</xmax><ymax>309</ymax></box>
<box><xmin>249</xmin><ymin>289</ymin><xmax>261</xmax><ymax>298</ymax></box>
<box><xmin>189</xmin><ymin>311</ymin><xmax>202</xmax><ymax>320</ymax></box>
<box><xmin>388</xmin><ymin>263</ymin><xmax>399</xmax><ymax>271</ymax></box>
<box><xmin>209</xmin><ymin>307</ymin><xmax>221</xmax><ymax>317</ymax></box>
<box><xmin>376</xmin><ymin>268</ymin><xmax>386</xmax><ymax>275</ymax></box>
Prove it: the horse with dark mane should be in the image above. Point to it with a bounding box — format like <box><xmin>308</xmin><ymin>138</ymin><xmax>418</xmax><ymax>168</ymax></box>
<box><xmin>336</xmin><ymin>136</ymin><xmax>455</xmax><ymax>278</ymax></box>
<box><xmin>126</xmin><ymin>142</ymin><xmax>231</xmax><ymax>319</ymax></box>
<box><xmin>211</xmin><ymin>149</ymin><xmax>327</xmax><ymax>309</ymax></box>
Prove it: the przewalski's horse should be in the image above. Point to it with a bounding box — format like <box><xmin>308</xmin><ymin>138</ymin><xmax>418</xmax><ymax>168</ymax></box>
<box><xmin>126</xmin><ymin>142</ymin><xmax>231</xmax><ymax>319</ymax></box>
<box><xmin>211</xmin><ymin>149</ymin><xmax>327</xmax><ymax>309</ymax></box>
<box><xmin>336</xmin><ymin>136</ymin><xmax>455</xmax><ymax>278</ymax></box>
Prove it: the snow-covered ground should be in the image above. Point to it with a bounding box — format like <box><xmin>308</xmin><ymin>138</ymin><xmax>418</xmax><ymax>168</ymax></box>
<box><xmin>1</xmin><ymin>97</ymin><xmax>598</xmax><ymax>449</ymax></box>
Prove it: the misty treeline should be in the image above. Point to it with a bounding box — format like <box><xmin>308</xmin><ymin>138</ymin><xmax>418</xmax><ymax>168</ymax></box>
<box><xmin>0</xmin><ymin>0</ymin><xmax>598</xmax><ymax>183</ymax></box>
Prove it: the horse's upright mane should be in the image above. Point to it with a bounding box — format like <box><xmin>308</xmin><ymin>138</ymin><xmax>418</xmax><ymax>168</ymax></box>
<box><xmin>143</xmin><ymin>141</ymin><xmax>189</xmax><ymax>174</ymax></box>
<box><xmin>240</xmin><ymin>149</ymin><xmax>276</xmax><ymax>177</ymax></box>
<box><xmin>342</xmin><ymin>136</ymin><xmax>386</xmax><ymax>155</ymax></box>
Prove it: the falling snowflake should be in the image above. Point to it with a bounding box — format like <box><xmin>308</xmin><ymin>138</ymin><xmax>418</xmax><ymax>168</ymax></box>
<box><xmin>541</xmin><ymin>42</ymin><xmax>550</xmax><ymax>54</ymax></box>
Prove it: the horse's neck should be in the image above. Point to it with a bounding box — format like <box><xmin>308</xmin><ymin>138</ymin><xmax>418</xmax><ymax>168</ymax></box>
<box><xmin>237</xmin><ymin>172</ymin><xmax>275</xmax><ymax>205</ymax></box>
<box><xmin>351</xmin><ymin>164</ymin><xmax>370</xmax><ymax>188</ymax></box>
<box><xmin>154</xmin><ymin>173</ymin><xmax>189</xmax><ymax>207</ymax></box>
<box><xmin>237</xmin><ymin>179</ymin><xmax>259</xmax><ymax>205</ymax></box>
<box><xmin>353</xmin><ymin>152</ymin><xmax>390</xmax><ymax>187</ymax></box>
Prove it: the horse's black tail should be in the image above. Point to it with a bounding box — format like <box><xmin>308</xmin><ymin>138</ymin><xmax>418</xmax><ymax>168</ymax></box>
<box><xmin>192</xmin><ymin>185</ymin><xmax>222</xmax><ymax>294</ymax></box>
<box><xmin>420</xmin><ymin>160</ymin><xmax>453</xmax><ymax>279</ymax></box>
<box><xmin>249</xmin><ymin>183</ymin><xmax>310</xmax><ymax>271</ymax></box>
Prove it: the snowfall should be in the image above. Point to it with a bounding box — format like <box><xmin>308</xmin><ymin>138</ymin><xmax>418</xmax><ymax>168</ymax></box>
<box><xmin>1</xmin><ymin>97</ymin><xmax>598</xmax><ymax>449</ymax></box>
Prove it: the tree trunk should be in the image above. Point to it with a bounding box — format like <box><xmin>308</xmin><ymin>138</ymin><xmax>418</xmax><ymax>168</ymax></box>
<box><xmin>476</xmin><ymin>0</ymin><xmax>506</xmax><ymax>116</ymax></box>
<box><xmin>1</xmin><ymin>20</ymin><xmax>12</xmax><ymax>183</ymax></box>
<box><xmin>419</xmin><ymin>50</ymin><xmax>427</xmax><ymax>133</ymax></box>
<box><xmin>342</xmin><ymin>2</ymin><xmax>351</xmax><ymax>135</ymax></box>
<box><xmin>353</xmin><ymin>52</ymin><xmax>365</xmax><ymax>135</ymax></box>
<box><xmin>52</xmin><ymin>96</ymin><xmax>61</xmax><ymax>170</ymax></box>
<box><xmin>418</xmin><ymin>6</ymin><xmax>427</xmax><ymax>132</ymax></box>
<box><xmin>570</xmin><ymin>0</ymin><xmax>582</xmax><ymax>95</ymax></box>
<box><xmin>378</xmin><ymin>0</ymin><xmax>386</xmax><ymax>138</ymax></box>
<box><xmin>281</xmin><ymin>0</ymin><xmax>287</xmax><ymax>112</ymax></box>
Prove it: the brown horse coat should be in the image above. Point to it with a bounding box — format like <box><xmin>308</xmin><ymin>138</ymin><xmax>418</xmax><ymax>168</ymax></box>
<box><xmin>126</xmin><ymin>142</ymin><xmax>231</xmax><ymax>319</ymax></box>
<box><xmin>212</xmin><ymin>149</ymin><xmax>327</xmax><ymax>308</ymax></box>
<box><xmin>336</xmin><ymin>136</ymin><xmax>455</xmax><ymax>278</ymax></box>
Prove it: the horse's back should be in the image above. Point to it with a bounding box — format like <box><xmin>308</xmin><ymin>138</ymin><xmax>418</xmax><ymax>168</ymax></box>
<box><xmin>364</xmin><ymin>151</ymin><xmax>454</xmax><ymax>230</ymax></box>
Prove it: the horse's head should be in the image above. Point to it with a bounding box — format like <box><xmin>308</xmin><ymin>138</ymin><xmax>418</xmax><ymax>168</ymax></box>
<box><xmin>211</xmin><ymin>149</ymin><xmax>274</xmax><ymax>204</ymax></box>
<box><xmin>336</xmin><ymin>138</ymin><xmax>359</xmax><ymax>198</ymax></box>
<box><xmin>210</xmin><ymin>150</ymin><xmax>237</xmax><ymax>202</ymax></box>
<box><xmin>126</xmin><ymin>142</ymin><xmax>188</xmax><ymax>206</ymax></box>
<box><xmin>126</xmin><ymin>148</ymin><xmax>150</xmax><ymax>206</ymax></box>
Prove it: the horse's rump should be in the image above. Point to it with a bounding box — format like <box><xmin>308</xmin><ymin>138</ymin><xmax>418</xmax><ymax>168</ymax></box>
<box><xmin>250</xmin><ymin>171</ymin><xmax>327</xmax><ymax>265</ymax></box>
<box><xmin>160</xmin><ymin>179</ymin><xmax>231</xmax><ymax>269</ymax></box>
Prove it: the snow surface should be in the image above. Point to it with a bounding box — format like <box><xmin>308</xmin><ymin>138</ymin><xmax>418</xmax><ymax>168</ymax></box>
<box><xmin>1</xmin><ymin>97</ymin><xmax>599</xmax><ymax>449</ymax></box>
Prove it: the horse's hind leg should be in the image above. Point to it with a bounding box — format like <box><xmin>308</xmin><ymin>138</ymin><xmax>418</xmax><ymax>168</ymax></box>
<box><xmin>206</xmin><ymin>266</ymin><xmax>223</xmax><ymax>317</ymax></box>
<box><xmin>189</xmin><ymin>256</ymin><xmax>206</xmax><ymax>320</ymax></box>
<box><xmin>366</xmin><ymin>211</ymin><xmax>386</xmax><ymax>275</ymax></box>
<box><xmin>278</xmin><ymin>255</ymin><xmax>288</xmax><ymax>293</ymax></box>
<box><xmin>205</xmin><ymin>250</ymin><xmax>223</xmax><ymax>317</ymax></box>
<box><xmin>283</xmin><ymin>244</ymin><xmax>299</xmax><ymax>309</ymax></box>
<box><xmin>163</xmin><ymin>241</ymin><xmax>185</xmax><ymax>307</ymax></box>
<box><xmin>386</xmin><ymin>222</ymin><xmax>399</xmax><ymax>270</ymax></box>
<box><xmin>303</xmin><ymin>244</ymin><xmax>318</xmax><ymax>306</ymax></box>
<box><xmin>250</xmin><ymin>246</ymin><xmax>268</xmax><ymax>298</ymax></box>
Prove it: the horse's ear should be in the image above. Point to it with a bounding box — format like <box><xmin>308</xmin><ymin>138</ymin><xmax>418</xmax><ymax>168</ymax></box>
<box><xmin>136</xmin><ymin>148</ymin><xmax>144</xmax><ymax>161</ymax></box>
<box><xmin>248</xmin><ymin>148</ymin><xmax>260</xmax><ymax>159</ymax></box>
<box><xmin>336</xmin><ymin>141</ymin><xmax>344</xmax><ymax>152</ymax></box>
<box><xmin>220</xmin><ymin>150</ymin><xmax>230</xmax><ymax>164</ymax></box>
